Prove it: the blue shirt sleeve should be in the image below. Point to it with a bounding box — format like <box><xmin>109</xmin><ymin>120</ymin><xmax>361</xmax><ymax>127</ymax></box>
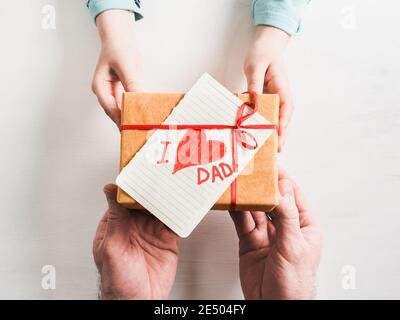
<box><xmin>87</xmin><ymin>0</ymin><xmax>143</xmax><ymax>23</ymax></box>
<box><xmin>252</xmin><ymin>0</ymin><xmax>310</xmax><ymax>35</ymax></box>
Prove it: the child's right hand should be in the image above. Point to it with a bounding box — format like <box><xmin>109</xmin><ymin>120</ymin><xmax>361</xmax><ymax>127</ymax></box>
<box><xmin>92</xmin><ymin>10</ymin><xmax>143</xmax><ymax>127</ymax></box>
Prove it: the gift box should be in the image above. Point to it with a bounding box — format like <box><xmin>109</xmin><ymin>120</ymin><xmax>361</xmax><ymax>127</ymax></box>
<box><xmin>117</xmin><ymin>92</ymin><xmax>279</xmax><ymax>212</ymax></box>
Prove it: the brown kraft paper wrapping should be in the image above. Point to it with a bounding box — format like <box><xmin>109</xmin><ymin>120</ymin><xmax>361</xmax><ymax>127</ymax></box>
<box><xmin>117</xmin><ymin>92</ymin><xmax>279</xmax><ymax>212</ymax></box>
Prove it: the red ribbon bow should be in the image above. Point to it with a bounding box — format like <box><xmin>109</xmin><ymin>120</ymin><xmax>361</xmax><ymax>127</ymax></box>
<box><xmin>121</xmin><ymin>91</ymin><xmax>276</xmax><ymax>209</ymax></box>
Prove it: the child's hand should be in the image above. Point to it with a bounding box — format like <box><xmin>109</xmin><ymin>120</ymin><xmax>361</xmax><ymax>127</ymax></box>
<box><xmin>92</xmin><ymin>10</ymin><xmax>143</xmax><ymax>127</ymax></box>
<box><xmin>244</xmin><ymin>26</ymin><xmax>292</xmax><ymax>152</ymax></box>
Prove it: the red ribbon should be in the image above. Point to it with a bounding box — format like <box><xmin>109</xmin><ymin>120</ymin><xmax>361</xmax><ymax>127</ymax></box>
<box><xmin>121</xmin><ymin>91</ymin><xmax>276</xmax><ymax>209</ymax></box>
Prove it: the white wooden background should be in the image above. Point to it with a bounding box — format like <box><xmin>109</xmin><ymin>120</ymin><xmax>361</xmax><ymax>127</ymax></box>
<box><xmin>1</xmin><ymin>0</ymin><xmax>399</xmax><ymax>299</ymax></box>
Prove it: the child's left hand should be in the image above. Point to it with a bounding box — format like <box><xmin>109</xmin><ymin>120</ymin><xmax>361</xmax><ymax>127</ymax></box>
<box><xmin>244</xmin><ymin>26</ymin><xmax>293</xmax><ymax>152</ymax></box>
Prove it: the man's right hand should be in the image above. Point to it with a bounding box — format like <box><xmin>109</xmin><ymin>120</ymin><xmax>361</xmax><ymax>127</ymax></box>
<box><xmin>92</xmin><ymin>10</ymin><xmax>143</xmax><ymax>127</ymax></box>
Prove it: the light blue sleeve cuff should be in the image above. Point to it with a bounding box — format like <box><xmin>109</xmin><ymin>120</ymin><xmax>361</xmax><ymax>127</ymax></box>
<box><xmin>252</xmin><ymin>0</ymin><xmax>310</xmax><ymax>35</ymax></box>
<box><xmin>87</xmin><ymin>0</ymin><xmax>143</xmax><ymax>23</ymax></box>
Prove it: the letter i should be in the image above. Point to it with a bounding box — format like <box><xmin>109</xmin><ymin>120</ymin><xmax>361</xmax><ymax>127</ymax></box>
<box><xmin>157</xmin><ymin>141</ymin><xmax>171</xmax><ymax>164</ymax></box>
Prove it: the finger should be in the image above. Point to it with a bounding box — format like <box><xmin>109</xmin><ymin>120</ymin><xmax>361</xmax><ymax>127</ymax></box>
<box><xmin>278</xmin><ymin>168</ymin><xmax>309</xmax><ymax>212</ymax></box>
<box><xmin>104</xmin><ymin>184</ymin><xmax>128</xmax><ymax>218</ymax></box>
<box><xmin>115</xmin><ymin>62</ymin><xmax>143</xmax><ymax>92</ymax></box>
<box><xmin>278</xmin><ymin>98</ymin><xmax>294</xmax><ymax>138</ymax></box>
<box><xmin>262</xmin><ymin>62</ymin><xmax>293</xmax><ymax>141</ymax></box>
<box><xmin>92</xmin><ymin>78</ymin><xmax>121</xmax><ymax>126</ymax></box>
<box><xmin>267</xmin><ymin>218</ymin><xmax>277</xmax><ymax>243</ymax></box>
<box><xmin>93</xmin><ymin>210</ymin><xmax>109</xmax><ymax>264</ymax></box>
<box><xmin>120</xmin><ymin>72</ymin><xmax>142</xmax><ymax>92</ymax></box>
<box><xmin>245</xmin><ymin>63</ymin><xmax>268</xmax><ymax>94</ymax></box>
<box><xmin>277</xmin><ymin>96</ymin><xmax>293</xmax><ymax>152</ymax></box>
<box><xmin>274</xmin><ymin>179</ymin><xmax>302</xmax><ymax>239</ymax></box>
<box><xmin>277</xmin><ymin>168</ymin><xmax>313</xmax><ymax>227</ymax></box>
<box><xmin>278</xmin><ymin>166</ymin><xmax>290</xmax><ymax>180</ymax></box>
<box><xmin>94</xmin><ymin>212</ymin><xmax>108</xmax><ymax>243</ymax></box>
<box><xmin>103</xmin><ymin>184</ymin><xmax>130</xmax><ymax>239</ymax></box>
<box><xmin>229</xmin><ymin>211</ymin><xmax>256</xmax><ymax>237</ymax></box>
<box><xmin>278</xmin><ymin>127</ymin><xmax>288</xmax><ymax>153</ymax></box>
<box><xmin>251</xmin><ymin>211</ymin><xmax>268</xmax><ymax>230</ymax></box>
<box><xmin>113</xmin><ymin>81</ymin><xmax>125</xmax><ymax>110</ymax></box>
<box><xmin>291</xmin><ymin>183</ymin><xmax>315</xmax><ymax>228</ymax></box>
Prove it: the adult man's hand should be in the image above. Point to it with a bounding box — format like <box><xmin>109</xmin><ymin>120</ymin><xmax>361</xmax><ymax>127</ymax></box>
<box><xmin>230</xmin><ymin>169</ymin><xmax>322</xmax><ymax>299</ymax></box>
<box><xmin>93</xmin><ymin>184</ymin><xmax>179</xmax><ymax>300</ymax></box>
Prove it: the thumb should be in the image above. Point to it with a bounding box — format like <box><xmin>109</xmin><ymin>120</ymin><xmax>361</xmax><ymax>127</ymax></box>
<box><xmin>114</xmin><ymin>63</ymin><xmax>143</xmax><ymax>92</ymax></box>
<box><xmin>104</xmin><ymin>184</ymin><xmax>119</xmax><ymax>208</ymax></box>
<box><xmin>244</xmin><ymin>63</ymin><xmax>267</xmax><ymax>93</ymax></box>
<box><xmin>103</xmin><ymin>184</ymin><xmax>130</xmax><ymax>237</ymax></box>
<box><xmin>120</xmin><ymin>74</ymin><xmax>141</xmax><ymax>92</ymax></box>
<box><xmin>274</xmin><ymin>179</ymin><xmax>302</xmax><ymax>239</ymax></box>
